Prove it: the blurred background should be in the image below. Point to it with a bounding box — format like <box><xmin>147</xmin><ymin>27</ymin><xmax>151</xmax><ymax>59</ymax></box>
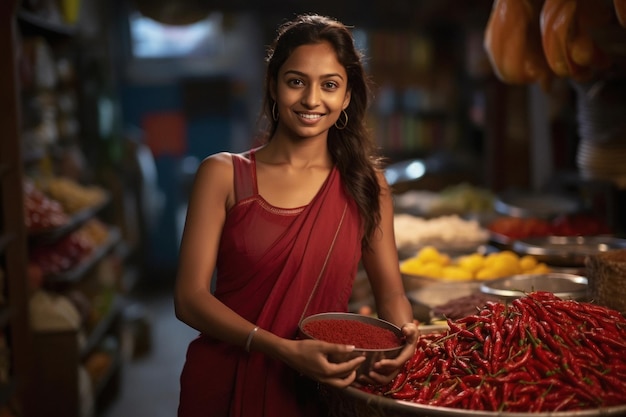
<box><xmin>2</xmin><ymin>0</ymin><xmax>626</xmax><ymax>416</ymax></box>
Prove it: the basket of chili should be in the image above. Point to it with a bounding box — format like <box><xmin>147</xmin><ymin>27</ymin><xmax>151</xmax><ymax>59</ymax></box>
<box><xmin>333</xmin><ymin>292</ymin><xmax>626</xmax><ymax>416</ymax></box>
<box><xmin>299</xmin><ymin>312</ymin><xmax>405</xmax><ymax>376</ymax></box>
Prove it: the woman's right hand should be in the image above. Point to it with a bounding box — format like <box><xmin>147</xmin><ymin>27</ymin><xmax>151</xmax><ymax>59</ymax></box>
<box><xmin>280</xmin><ymin>338</ymin><xmax>366</xmax><ymax>388</ymax></box>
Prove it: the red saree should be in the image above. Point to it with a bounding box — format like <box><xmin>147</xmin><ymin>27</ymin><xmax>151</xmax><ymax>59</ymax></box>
<box><xmin>178</xmin><ymin>149</ymin><xmax>363</xmax><ymax>417</ymax></box>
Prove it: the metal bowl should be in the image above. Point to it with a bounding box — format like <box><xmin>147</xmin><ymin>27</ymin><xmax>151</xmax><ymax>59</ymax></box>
<box><xmin>299</xmin><ymin>312</ymin><xmax>405</xmax><ymax>376</ymax></box>
<box><xmin>512</xmin><ymin>235</ymin><xmax>626</xmax><ymax>267</ymax></box>
<box><xmin>479</xmin><ymin>272</ymin><xmax>588</xmax><ymax>300</ymax></box>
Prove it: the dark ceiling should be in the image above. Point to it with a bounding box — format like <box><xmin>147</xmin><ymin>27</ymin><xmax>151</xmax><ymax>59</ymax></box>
<box><xmin>129</xmin><ymin>0</ymin><xmax>493</xmax><ymax>29</ymax></box>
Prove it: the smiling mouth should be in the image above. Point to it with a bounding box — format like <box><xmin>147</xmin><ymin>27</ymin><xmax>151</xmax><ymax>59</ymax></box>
<box><xmin>297</xmin><ymin>112</ymin><xmax>324</xmax><ymax>121</ymax></box>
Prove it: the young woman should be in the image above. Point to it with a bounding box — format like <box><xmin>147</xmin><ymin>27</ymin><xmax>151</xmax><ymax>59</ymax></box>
<box><xmin>174</xmin><ymin>14</ymin><xmax>419</xmax><ymax>417</ymax></box>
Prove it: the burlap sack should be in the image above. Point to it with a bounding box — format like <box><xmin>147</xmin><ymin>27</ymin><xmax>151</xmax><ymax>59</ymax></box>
<box><xmin>585</xmin><ymin>249</ymin><xmax>626</xmax><ymax>314</ymax></box>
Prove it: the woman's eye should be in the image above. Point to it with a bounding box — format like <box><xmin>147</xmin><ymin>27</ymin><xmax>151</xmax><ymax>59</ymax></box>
<box><xmin>324</xmin><ymin>81</ymin><xmax>339</xmax><ymax>89</ymax></box>
<box><xmin>288</xmin><ymin>79</ymin><xmax>304</xmax><ymax>87</ymax></box>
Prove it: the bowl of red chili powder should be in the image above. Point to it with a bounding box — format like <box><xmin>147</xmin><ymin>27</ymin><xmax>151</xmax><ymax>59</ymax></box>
<box><xmin>299</xmin><ymin>312</ymin><xmax>405</xmax><ymax>376</ymax></box>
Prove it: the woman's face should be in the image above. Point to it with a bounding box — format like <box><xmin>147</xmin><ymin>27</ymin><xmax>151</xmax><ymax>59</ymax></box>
<box><xmin>273</xmin><ymin>41</ymin><xmax>351</xmax><ymax>141</ymax></box>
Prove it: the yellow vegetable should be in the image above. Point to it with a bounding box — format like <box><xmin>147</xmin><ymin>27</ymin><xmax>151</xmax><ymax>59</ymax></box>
<box><xmin>519</xmin><ymin>255</ymin><xmax>539</xmax><ymax>271</ymax></box>
<box><xmin>457</xmin><ymin>253</ymin><xmax>485</xmax><ymax>274</ymax></box>
<box><xmin>416</xmin><ymin>246</ymin><xmax>449</xmax><ymax>265</ymax></box>
<box><xmin>441</xmin><ymin>266</ymin><xmax>474</xmax><ymax>281</ymax></box>
<box><xmin>475</xmin><ymin>268</ymin><xmax>499</xmax><ymax>281</ymax></box>
<box><xmin>420</xmin><ymin>262</ymin><xmax>445</xmax><ymax>278</ymax></box>
<box><xmin>401</xmin><ymin>247</ymin><xmax>551</xmax><ymax>282</ymax></box>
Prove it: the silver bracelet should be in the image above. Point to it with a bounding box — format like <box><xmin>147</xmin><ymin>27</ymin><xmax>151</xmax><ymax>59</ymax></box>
<box><xmin>245</xmin><ymin>326</ymin><xmax>259</xmax><ymax>352</ymax></box>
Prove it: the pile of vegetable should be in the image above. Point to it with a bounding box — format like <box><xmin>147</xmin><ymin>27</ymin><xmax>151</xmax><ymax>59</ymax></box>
<box><xmin>359</xmin><ymin>292</ymin><xmax>626</xmax><ymax>412</ymax></box>
<box><xmin>400</xmin><ymin>247</ymin><xmax>550</xmax><ymax>281</ymax></box>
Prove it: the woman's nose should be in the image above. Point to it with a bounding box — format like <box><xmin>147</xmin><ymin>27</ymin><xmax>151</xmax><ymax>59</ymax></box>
<box><xmin>301</xmin><ymin>85</ymin><xmax>321</xmax><ymax>108</ymax></box>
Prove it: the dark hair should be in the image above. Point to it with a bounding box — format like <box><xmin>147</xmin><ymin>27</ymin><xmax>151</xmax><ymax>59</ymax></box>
<box><xmin>260</xmin><ymin>14</ymin><xmax>382</xmax><ymax>248</ymax></box>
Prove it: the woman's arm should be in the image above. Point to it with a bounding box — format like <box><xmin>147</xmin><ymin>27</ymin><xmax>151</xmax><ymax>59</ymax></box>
<box><xmin>174</xmin><ymin>153</ymin><xmax>255</xmax><ymax>347</ymax></box>
<box><xmin>360</xmin><ymin>171</ymin><xmax>419</xmax><ymax>384</ymax></box>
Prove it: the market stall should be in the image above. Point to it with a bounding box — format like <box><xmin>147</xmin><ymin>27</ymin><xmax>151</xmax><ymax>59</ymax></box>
<box><xmin>341</xmin><ymin>2</ymin><xmax>626</xmax><ymax>414</ymax></box>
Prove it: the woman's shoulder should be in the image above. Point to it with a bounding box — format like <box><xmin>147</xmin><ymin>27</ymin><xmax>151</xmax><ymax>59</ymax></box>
<box><xmin>192</xmin><ymin>153</ymin><xmax>237</xmax><ymax>206</ymax></box>
<box><xmin>198</xmin><ymin>151</ymin><xmax>236</xmax><ymax>170</ymax></box>
<box><xmin>193</xmin><ymin>152</ymin><xmax>235</xmax><ymax>186</ymax></box>
<box><xmin>201</xmin><ymin>150</ymin><xmax>254</xmax><ymax>165</ymax></box>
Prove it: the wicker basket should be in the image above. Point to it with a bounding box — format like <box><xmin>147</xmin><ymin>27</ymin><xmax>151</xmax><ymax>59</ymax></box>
<box><xmin>585</xmin><ymin>249</ymin><xmax>626</xmax><ymax>314</ymax></box>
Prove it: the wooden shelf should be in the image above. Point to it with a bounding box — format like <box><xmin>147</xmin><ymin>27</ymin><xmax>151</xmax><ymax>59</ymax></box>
<box><xmin>4</xmin><ymin>3</ymin><xmax>131</xmax><ymax>415</ymax></box>
<box><xmin>0</xmin><ymin>306</ymin><xmax>11</xmax><ymax>329</ymax></box>
<box><xmin>0</xmin><ymin>233</ymin><xmax>14</xmax><ymax>254</ymax></box>
<box><xmin>0</xmin><ymin>381</ymin><xmax>16</xmax><ymax>408</ymax></box>
<box><xmin>17</xmin><ymin>9</ymin><xmax>77</xmax><ymax>38</ymax></box>
<box><xmin>81</xmin><ymin>295</ymin><xmax>124</xmax><ymax>360</ymax></box>
<box><xmin>92</xmin><ymin>349</ymin><xmax>122</xmax><ymax>400</ymax></box>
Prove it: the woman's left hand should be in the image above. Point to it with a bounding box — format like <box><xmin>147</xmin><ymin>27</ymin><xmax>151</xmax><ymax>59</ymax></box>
<box><xmin>356</xmin><ymin>321</ymin><xmax>420</xmax><ymax>386</ymax></box>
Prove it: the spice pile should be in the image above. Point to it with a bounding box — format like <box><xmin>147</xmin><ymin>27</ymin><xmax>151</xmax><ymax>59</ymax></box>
<box><xmin>301</xmin><ymin>318</ymin><xmax>402</xmax><ymax>350</ymax></box>
<box><xmin>360</xmin><ymin>292</ymin><xmax>626</xmax><ymax>412</ymax></box>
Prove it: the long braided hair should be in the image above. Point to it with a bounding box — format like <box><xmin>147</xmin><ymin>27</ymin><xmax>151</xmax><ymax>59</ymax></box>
<box><xmin>259</xmin><ymin>14</ymin><xmax>383</xmax><ymax>248</ymax></box>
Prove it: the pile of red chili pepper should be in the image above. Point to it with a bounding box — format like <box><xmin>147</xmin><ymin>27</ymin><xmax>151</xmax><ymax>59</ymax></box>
<box><xmin>359</xmin><ymin>291</ymin><xmax>626</xmax><ymax>412</ymax></box>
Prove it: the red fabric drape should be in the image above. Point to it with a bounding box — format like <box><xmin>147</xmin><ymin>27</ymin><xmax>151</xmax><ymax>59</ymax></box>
<box><xmin>178</xmin><ymin>150</ymin><xmax>362</xmax><ymax>417</ymax></box>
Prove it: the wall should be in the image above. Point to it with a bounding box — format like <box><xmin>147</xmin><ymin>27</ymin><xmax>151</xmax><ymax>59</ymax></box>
<box><xmin>112</xmin><ymin>8</ymin><xmax>263</xmax><ymax>277</ymax></box>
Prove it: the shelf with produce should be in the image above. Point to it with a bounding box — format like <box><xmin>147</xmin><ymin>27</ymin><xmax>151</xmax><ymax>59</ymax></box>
<box><xmin>42</xmin><ymin>226</ymin><xmax>121</xmax><ymax>288</ymax></box>
<box><xmin>27</xmin><ymin>192</ymin><xmax>111</xmax><ymax>245</ymax></box>
<box><xmin>5</xmin><ymin>2</ymin><xmax>132</xmax><ymax>415</ymax></box>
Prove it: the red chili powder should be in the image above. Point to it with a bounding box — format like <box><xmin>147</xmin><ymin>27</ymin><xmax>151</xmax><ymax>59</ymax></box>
<box><xmin>302</xmin><ymin>319</ymin><xmax>402</xmax><ymax>349</ymax></box>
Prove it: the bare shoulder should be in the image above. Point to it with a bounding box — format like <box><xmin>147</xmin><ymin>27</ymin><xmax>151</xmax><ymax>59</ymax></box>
<box><xmin>194</xmin><ymin>152</ymin><xmax>237</xmax><ymax>184</ymax></box>
<box><xmin>191</xmin><ymin>152</ymin><xmax>235</xmax><ymax>207</ymax></box>
<box><xmin>198</xmin><ymin>152</ymin><xmax>234</xmax><ymax>174</ymax></box>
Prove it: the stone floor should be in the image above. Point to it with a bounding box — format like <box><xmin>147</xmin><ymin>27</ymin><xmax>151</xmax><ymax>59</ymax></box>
<box><xmin>100</xmin><ymin>281</ymin><xmax>197</xmax><ymax>417</ymax></box>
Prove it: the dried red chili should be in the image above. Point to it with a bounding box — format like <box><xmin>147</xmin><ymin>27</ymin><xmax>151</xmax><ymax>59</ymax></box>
<box><xmin>360</xmin><ymin>291</ymin><xmax>626</xmax><ymax>412</ymax></box>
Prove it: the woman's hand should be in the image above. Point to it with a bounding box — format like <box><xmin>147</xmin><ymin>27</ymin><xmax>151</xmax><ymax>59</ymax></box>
<box><xmin>357</xmin><ymin>322</ymin><xmax>420</xmax><ymax>386</ymax></box>
<box><xmin>281</xmin><ymin>339</ymin><xmax>366</xmax><ymax>388</ymax></box>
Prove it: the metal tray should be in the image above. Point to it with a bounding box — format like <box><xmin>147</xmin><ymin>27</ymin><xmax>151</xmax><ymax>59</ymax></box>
<box><xmin>479</xmin><ymin>273</ymin><xmax>588</xmax><ymax>301</ymax></box>
<box><xmin>494</xmin><ymin>190</ymin><xmax>582</xmax><ymax>219</ymax></box>
<box><xmin>324</xmin><ymin>385</ymin><xmax>626</xmax><ymax>417</ymax></box>
<box><xmin>512</xmin><ymin>235</ymin><xmax>626</xmax><ymax>266</ymax></box>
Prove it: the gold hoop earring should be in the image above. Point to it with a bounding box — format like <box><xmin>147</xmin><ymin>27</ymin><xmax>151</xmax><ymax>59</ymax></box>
<box><xmin>271</xmin><ymin>102</ymin><xmax>279</xmax><ymax>121</ymax></box>
<box><xmin>334</xmin><ymin>110</ymin><xmax>348</xmax><ymax>130</ymax></box>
